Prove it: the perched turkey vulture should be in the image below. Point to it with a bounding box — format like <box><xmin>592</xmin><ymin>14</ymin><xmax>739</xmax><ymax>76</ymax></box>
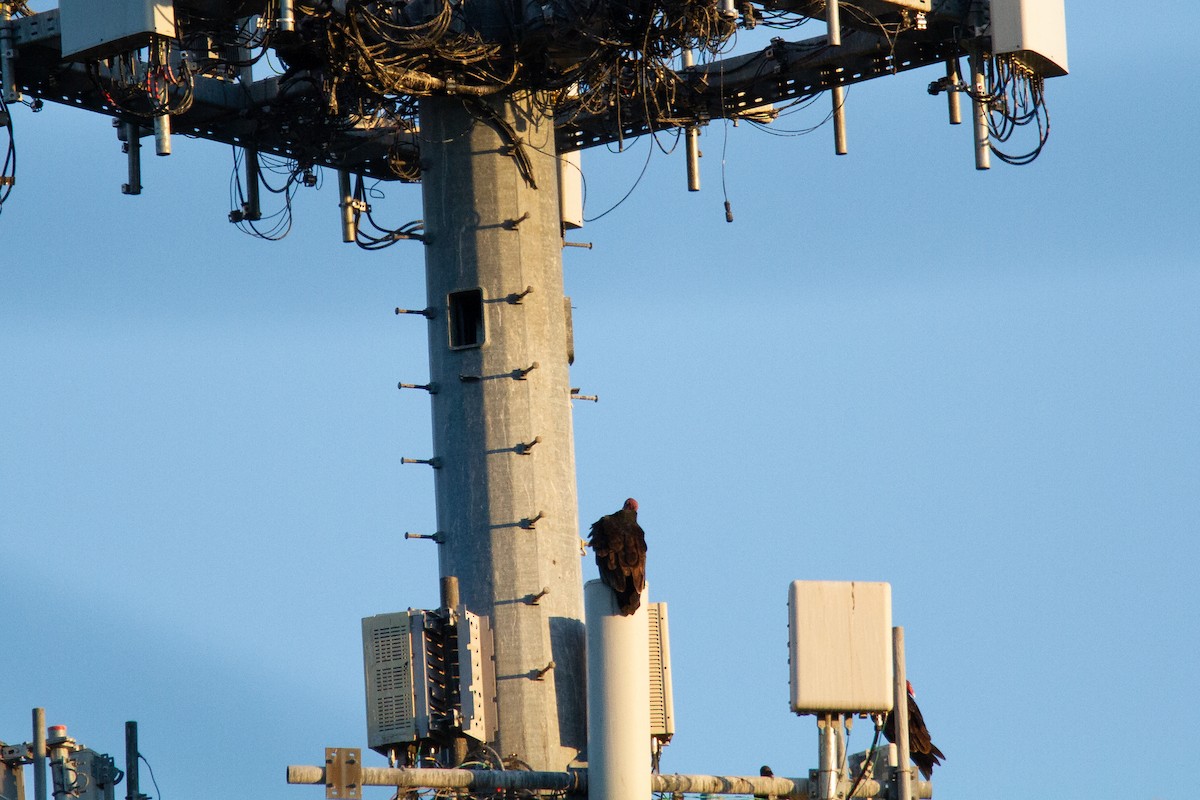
<box><xmin>883</xmin><ymin>681</ymin><xmax>944</xmax><ymax>780</ymax></box>
<box><xmin>588</xmin><ymin>498</ymin><xmax>647</xmax><ymax>615</ymax></box>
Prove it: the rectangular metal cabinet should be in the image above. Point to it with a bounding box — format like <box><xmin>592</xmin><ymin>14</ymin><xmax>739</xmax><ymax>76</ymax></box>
<box><xmin>362</xmin><ymin>611</ymin><xmax>418</xmax><ymax>753</ymax></box>
<box><xmin>990</xmin><ymin>0</ymin><xmax>1069</xmax><ymax>77</ymax></box>
<box><xmin>59</xmin><ymin>0</ymin><xmax>175</xmax><ymax>61</ymax></box>
<box><xmin>788</xmin><ymin>580</ymin><xmax>894</xmax><ymax>713</ymax></box>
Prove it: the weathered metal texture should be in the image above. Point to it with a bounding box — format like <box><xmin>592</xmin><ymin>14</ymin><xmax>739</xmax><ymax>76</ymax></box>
<box><xmin>418</xmin><ymin>92</ymin><xmax>585</xmax><ymax>771</ymax></box>
<box><xmin>286</xmin><ymin>764</ymin><xmax>935</xmax><ymax>798</ymax></box>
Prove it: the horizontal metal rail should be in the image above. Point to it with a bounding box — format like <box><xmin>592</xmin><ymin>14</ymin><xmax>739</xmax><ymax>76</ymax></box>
<box><xmin>286</xmin><ymin>764</ymin><xmax>933</xmax><ymax>798</ymax></box>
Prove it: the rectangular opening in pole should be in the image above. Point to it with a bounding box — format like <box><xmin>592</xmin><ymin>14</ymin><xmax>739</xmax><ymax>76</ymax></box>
<box><xmin>448</xmin><ymin>288</ymin><xmax>485</xmax><ymax>349</ymax></box>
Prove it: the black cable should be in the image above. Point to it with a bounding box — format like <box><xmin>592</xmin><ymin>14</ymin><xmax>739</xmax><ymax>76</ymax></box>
<box><xmin>0</xmin><ymin>90</ymin><xmax>15</xmax><ymax>215</ymax></box>
<box><xmin>138</xmin><ymin>753</ymin><xmax>162</xmax><ymax>800</ymax></box>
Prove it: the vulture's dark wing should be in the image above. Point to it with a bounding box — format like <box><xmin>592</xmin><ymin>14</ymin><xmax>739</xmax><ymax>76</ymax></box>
<box><xmin>883</xmin><ymin>690</ymin><xmax>945</xmax><ymax>780</ymax></box>
<box><xmin>588</xmin><ymin>505</ymin><xmax>647</xmax><ymax>615</ymax></box>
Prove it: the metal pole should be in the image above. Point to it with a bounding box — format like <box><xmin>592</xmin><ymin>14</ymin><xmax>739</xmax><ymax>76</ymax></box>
<box><xmin>286</xmin><ymin>764</ymin><xmax>933</xmax><ymax>798</ymax></box>
<box><xmin>826</xmin><ymin>0</ymin><xmax>841</xmax><ymax>47</ymax></box>
<box><xmin>1</xmin><ymin>2</ymin><xmax>21</xmax><ymax>104</ymax></box>
<box><xmin>124</xmin><ymin>722</ymin><xmax>140</xmax><ymax>800</ymax></box>
<box><xmin>817</xmin><ymin>716</ymin><xmax>837</xmax><ymax>800</ymax></box>
<box><xmin>945</xmin><ymin>57</ymin><xmax>962</xmax><ymax>125</ymax></box>
<box><xmin>32</xmin><ymin>708</ymin><xmax>46</xmax><ymax>800</ymax></box>
<box><xmin>831</xmin><ymin>83</ymin><xmax>847</xmax><ymax>155</ymax></box>
<box><xmin>681</xmin><ymin>49</ymin><xmax>700</xmax><ymax>191</ymax></box>
<box><xmin>337</xmin><ymin>169</ymin><xmax>355</xmax><ymax>243</ymax></box>
<box><xmin>967</xmin><ymin>46</ymin><xmax>990</xmax><ymax>170</ymax></box>
<box><xmin>122</xmin><ymin>122</ymin><xmax>142</xmax><ymax>195</ymax></box>
<box><xmin>153</xmin><ymin>114</ymin><xmax>171</xmax><ymax>157</ymax></box>
<box><xmin>892</xmin><ymin>627</ymin><xmax>912</xmax><ymax>800</ymax></box>
<box><xmin>418</xmin><ymin>90</ymin><xmax>585</xmax><ymax>771</ymax></box>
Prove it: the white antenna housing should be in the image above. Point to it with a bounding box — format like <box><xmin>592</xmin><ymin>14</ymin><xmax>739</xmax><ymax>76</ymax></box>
<box><xmin>990</xmin><ymin>0</ymin><xmax>1069</xmax><ymax>77</ymax></box>
<box><xmin>788</xmin><ymin>580</ymin><xmax>894</xmax><ymax>714</ymax></box>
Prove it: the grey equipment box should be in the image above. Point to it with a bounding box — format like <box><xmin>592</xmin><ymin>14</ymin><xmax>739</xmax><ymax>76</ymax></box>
<box><xmin>59</xmin><ymin>0</ymin><xmax>176</xmax><ymax>61</ymax></box>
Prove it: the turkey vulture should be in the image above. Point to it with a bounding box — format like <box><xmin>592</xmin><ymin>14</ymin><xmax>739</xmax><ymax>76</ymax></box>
<box><xmin>588</xmin><ymin>498</ymin><xmax>647</xmax><ymax>615</ymax></box>
<box><xmin>883</xmin><ymin>681</ymin><xmax>944</xmax><ymax>780</ymax></box>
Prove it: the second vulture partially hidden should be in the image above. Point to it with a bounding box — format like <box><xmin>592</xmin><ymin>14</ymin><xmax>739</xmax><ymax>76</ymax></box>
<box><xmin>883</xmin><ymin>680</ymin><xmax>945</xmax><ymax>780</ymax></box>
<box><xmin>588</xmin><ymin>498</ymin><xmax>648</xmax><ymax>615</ymax></box>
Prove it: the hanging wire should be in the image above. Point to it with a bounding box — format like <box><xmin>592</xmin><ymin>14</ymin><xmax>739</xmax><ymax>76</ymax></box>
<box><xmin>0</xmin><ymin>90</ymin><xmax>15</xmax><ymax>215</ymax></box>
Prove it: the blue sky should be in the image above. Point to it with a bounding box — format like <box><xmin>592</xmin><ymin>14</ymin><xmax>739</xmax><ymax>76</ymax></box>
<box><xmin>3</xmin><ymin>2</ymin><xmax>1198</xmax><ymax>800</ymax></box>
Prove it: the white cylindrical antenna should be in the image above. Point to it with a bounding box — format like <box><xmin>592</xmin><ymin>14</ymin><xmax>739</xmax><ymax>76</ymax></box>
<box><xmin>153</xmin><ymin>114</ymin><xmax>171</xmax><ymax>156</ymax></box>
<box><xmin>831</xmin><ymin>83</ymin><xmax>847</xmax><ymax>155</ymax></box>
<box><xmin>826</xmin><ymin>0</ymin><xmax>841</xmax><ymax>47</ymax></box>
<box><xmin>720</xmin><ymin>0</ymin><xmax>736</xmax><ymax>20</ymax></box>
<box><xmin>585</xmin><ymin>579</ymin><xmax>650</xmax><ymax>800</ymax></box>
<box><xmin>968</xmin><ymin>48</ymin><xmax>990</xmax><ymax>169</ymax></box>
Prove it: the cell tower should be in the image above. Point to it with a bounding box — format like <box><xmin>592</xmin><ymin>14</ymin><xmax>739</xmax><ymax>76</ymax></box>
<box><xmin>1</xmin><ymin>0</ymin><xmax>1066</xmax><ymax>785</ymax></box>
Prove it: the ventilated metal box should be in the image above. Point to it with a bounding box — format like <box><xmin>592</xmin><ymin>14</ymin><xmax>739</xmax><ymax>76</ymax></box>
<box><xmin>788</xmin><ymin>580</ymin><xmax>893</xmax><ymax>714</ymax></box>
<box><xmin>648</xmin><ymin>602</ymin><xmax>675</xmax><ymax>741</ymax></box>
<box><xmin>59</xmin><ymin>0</ymin><xmax>176</xmax><ymax>61</ymax></box>
<box><xmin>362</xmin><ymin>611</ymin><xmax>418</xmax><ymax>752</ymax></box>
<box><xmin>990</xmin><ymin>0</ymin><xmax>1069</xmax><ymax>77</ymax></box>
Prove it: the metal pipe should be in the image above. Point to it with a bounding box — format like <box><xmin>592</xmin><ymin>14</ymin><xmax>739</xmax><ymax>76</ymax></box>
<box><xmin>33</xmin><ymin>708</ymin><xmax>47</xmax><ymax>800</ymax></box>
<box><xmin>153</xmin><ymin>114</ymin><xmax>171</xmax><ymax>156</ymax></box>
<box><xmin>244</xmin><ymin>149</ymin><xmax>261</xmax><ymax>220</ymax></box>
<box><xmin>685</xmin><ymin>127</ymin><xmax>700</xmax><ymax>191</ymax></box>
<box><xmin>817</xmin><ymin>719</ymin><xmax>838</xmax><ymax>800</ymax></box>
<box><xmin>945</xmin><ymin>57</ymin><xmax>962</xmax><ymax>125</ymax></box>
<box><xmin>968</xmin><ymin>46</ymin><xmax>990</xmax><ymax>170</ymax></box>
<box><xmin>893</xmin><ymin>627</ymin><xmax>912</xmax><ymax>800</ymax></box>
<box><xmin>831</xmin><ymin>84</ymin><xmax>847</xmax><ymax>155</ymax></box>
<box><xmin>122</xmin><ymin>122</ymin><xmax>142</xmax><ymax>195</ymax></box>
<box><xmin>826</xmin><ymin>0</ymin><xmax>841</xmax><ymax>47</ymax></box>
<box><xmin>337</xmin><ymin>169</ymin><xmax>355</xmax><ymax>243</ymax></box>
<box><xmin>124</xmin><ymin>722</ymin><xmax>140</xmax><ymax>800</ymax></box>
<box><xmin>286</xmin><ymin>765</ymin><xmax>931</xmax><ymax>798</ymax></box>
<box><xmin>1</xmin><ymin>2</ymin><xmax>20</xmax><ymax>104</ymax></box>
<box><xmin>278</xmin><ymin>0</ymin><xmax>295</xmax><ymax>31</ymax></box>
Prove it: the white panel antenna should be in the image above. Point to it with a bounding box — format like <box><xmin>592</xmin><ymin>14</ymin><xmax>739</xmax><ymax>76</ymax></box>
<box><xmin>990</xmin><ymin>0</ymin><xmax>1069</xmax><ymax>77</ymax></box>
<box><xmin>788</xmin><ymin>580</ymin><xmax>893</xmax><ymax>714</ymax></box>
<box><xmin>648</xmin><ymin>602</ymin><xmax>675</xmax><ymax>742</ymax></box>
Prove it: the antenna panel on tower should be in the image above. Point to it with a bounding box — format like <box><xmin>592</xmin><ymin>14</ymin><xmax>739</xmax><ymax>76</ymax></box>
<box><xmin>648</xmin><ymin>602</ymin><xmax>676</xmax><ymax>742</ymax></box>
<box><xmin>788</xmin><ymin>580</ymin><xmax>894</xmax><ymax>714</ymax></box>
<box><xmin>58</xmin><ymin>0</ymin><xmax>175</xmax><ymax>61</ymax></box>
<box><xmin>991</xmin><ymin>0</ymin><xmax>1069</xmax><ymax>77</ymax></box>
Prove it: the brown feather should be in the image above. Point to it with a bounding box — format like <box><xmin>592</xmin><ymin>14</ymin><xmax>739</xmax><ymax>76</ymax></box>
<box><xmin>587</xmin><ymin>498</ymin><xmax>647</xmax><ymax>615</ymax></box>
<box><xmin>882</xmin><ymin>687</ymin><xmax>944</xmax><ymax>780</ymax></box>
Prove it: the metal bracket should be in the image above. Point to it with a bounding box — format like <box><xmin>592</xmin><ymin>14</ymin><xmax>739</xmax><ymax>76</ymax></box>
<box><xmin>324</xmin><ymin>748</ymin><xmax>362</xmax><ymax>800</ymax></box>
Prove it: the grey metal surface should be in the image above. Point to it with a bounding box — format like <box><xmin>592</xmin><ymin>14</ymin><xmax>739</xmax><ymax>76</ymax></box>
<box><xmin>419</xmin><ymin>92</ymin><xmax>585</xmax><ymax>770</ymax></box>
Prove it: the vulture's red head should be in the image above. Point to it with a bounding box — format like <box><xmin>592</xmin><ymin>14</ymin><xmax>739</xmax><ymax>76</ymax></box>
<box><xmin>623</xmin><ymin>498</ymin><xmax>639</xmax><ymax>513</ymax></box>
